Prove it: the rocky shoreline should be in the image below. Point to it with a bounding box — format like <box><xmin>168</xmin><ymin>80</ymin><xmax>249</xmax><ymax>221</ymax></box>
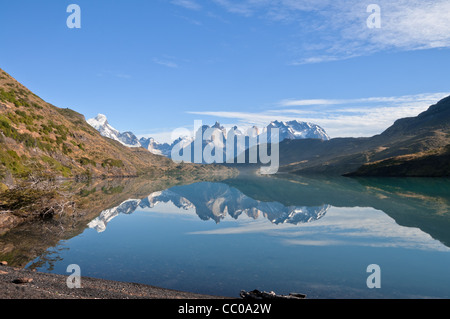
<box><xmin>0</xmin><ymin>263</ymin><xmax>228</xmax><ymax>299</ymax></box>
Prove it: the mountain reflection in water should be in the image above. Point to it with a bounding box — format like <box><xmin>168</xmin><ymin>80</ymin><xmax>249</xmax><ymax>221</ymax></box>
<box><xmin>3</xmin><ymin>174</ymin><xmax>450</xmax><ymax>298</ymax></box>
<box><xmin>88</xmin><ymin>182</ymin><xmax>330</xmax><ymax>233</ymax></box>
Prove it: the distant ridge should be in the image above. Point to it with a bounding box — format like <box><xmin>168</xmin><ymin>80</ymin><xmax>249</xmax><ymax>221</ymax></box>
<box><xmin>275</xmin><ymin>94</ymin><xmax>450</xmax><ymax>176</ymax></box>
<box><xmin>87</xmin><ymin>114</ymin><xmax>330</xmax><ymax>163</ymax></box>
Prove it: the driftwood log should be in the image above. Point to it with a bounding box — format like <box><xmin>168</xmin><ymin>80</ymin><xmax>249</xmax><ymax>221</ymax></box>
<box><xmin>240</xmin><ymin>289</ymin><xmax>306</xmax><ymax>300</ymax></box>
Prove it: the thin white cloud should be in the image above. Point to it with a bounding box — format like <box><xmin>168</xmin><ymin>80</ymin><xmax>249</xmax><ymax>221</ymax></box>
<box><xmin>188</xmin><ymin>92</ymin><xmax>450</xmax><ymax>138</ymax></box>
<box><xmin>279</xmin><ymin>92</ymin><xmax>450</xmax><ymax>107</ymax></box>
<box><xmin>209</xmin><ymin>0</ymin><xmax>450</xmax><ymax>63</ymax></box>
<box><xmin>366</xmin><ymin>1</ymin><xmax>450</xmax><ymax>51</ymax></box>
<box><xmin>280</xmin><ymin>99</ymin><xmax>343</xmax><ymax>107</ymax></box>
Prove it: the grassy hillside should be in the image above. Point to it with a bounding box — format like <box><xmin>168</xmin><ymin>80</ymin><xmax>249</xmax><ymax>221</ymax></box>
<box><xmin>0</xmin><ymin>68</ymin><xmax>231</xmax><ymax>183</ymax></box>
<box><xmin>345</xmin><ymin>144</ymin><xmax>450</xmax><ymax>177</ymax></box>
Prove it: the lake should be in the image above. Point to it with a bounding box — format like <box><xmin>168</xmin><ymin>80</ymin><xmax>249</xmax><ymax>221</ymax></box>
<box><xmin>4</xmin><ymin>173</ymin><xmax>450</xmax><ymax>298</ymax></box>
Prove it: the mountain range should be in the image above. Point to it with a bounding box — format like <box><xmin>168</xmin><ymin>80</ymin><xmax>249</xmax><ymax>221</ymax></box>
<box><xmin>87</xmin><ymin>114</ymin><xmax>330</xmax><ymax>162</ymax></box>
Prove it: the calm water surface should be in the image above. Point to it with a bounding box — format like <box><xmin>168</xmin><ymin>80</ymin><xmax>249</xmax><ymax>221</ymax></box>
<box><xmin>22</xmin><ymin>175</ymin><xmax>450</xmax><ymax>298</ymax></box>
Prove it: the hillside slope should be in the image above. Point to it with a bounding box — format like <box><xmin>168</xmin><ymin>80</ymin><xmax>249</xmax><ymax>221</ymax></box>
<box><xmin>0</xmin><ymin>68</ymin><xmax>227</xmax><ymax>183</ymax></box>
<box><xmin>345</xmin><ymin>144</ymin><xmax>450</xmax><ymax>177</ymax></box>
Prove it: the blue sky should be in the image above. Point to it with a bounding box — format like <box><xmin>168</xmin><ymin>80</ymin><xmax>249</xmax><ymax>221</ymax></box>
<box><xmin>1</xmin><ymin>0</ymin><xmax>450</xmax><ymax>142</ymax></box>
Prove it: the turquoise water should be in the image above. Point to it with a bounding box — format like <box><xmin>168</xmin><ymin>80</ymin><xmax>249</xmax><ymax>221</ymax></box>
<box><xmin>27</xmin><ymin>175</ymin><xmax>450</xmax><ymax>298</ymax></box>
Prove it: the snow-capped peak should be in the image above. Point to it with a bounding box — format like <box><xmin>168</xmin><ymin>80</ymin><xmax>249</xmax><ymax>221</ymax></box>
<box><xmin>87</xmin><ymin>114</ymin><xmax>142</xmax><ymax>148</ymax></box>
<box><xmin>87</xmin><ymin>114</ymin><xmax>120</xmax><ymax>139</ymax></box>
<box><xmin>266</xmin><ymin>120</ymin><xmax>330</xmax><ymax>141</ymax></box>
<box><xmin>89</xmin><ymin>114</ymin><xmax>108</xmax><ymax>127</ymax></box>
